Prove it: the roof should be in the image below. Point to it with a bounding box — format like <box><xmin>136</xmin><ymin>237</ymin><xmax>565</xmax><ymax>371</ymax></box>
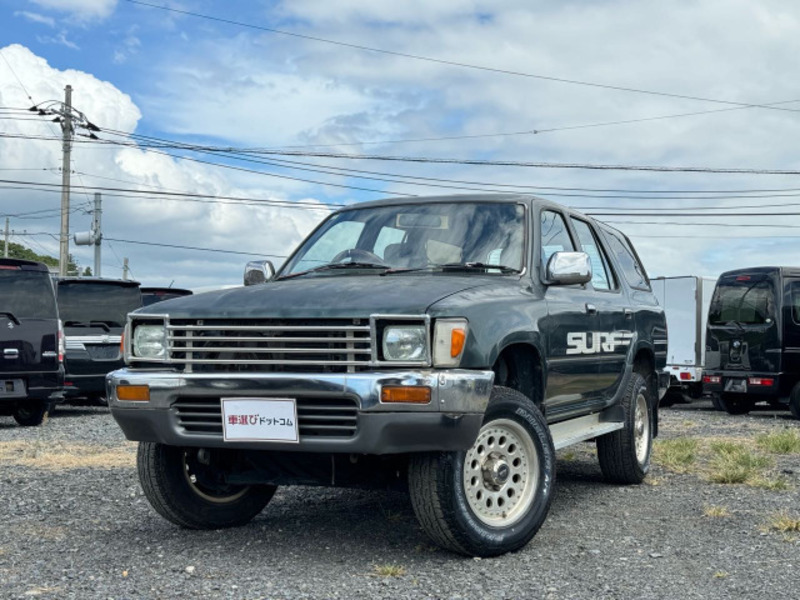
<box><xmin>56</xmin><ymin>276</ymin><xmax>141</xmax><ymax>287</ymax></box>
<box><xmin>141</xmin><ymin>287</ymin><xmax>193</xmax><ymax>295</ymax></box>
<box><xmin>0</xmin><ymin>257</ymin><xmax>50</xmax><ymax>272</ymax></box>
<box><xmin>340</xmin><ymin>193</ymin><xmax>535</xmax><ymax>212</ymax></box>
<box><xmin>718</xmin><ymin>266</ymin><xmax>800</xmax><ymax>278</ymax></box>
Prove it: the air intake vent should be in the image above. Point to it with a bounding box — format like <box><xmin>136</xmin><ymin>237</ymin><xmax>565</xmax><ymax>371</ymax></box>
<box><xmin>173</xmin><ymin>396</ymin><xmax>359</xmax><ymax>439</ymax></box>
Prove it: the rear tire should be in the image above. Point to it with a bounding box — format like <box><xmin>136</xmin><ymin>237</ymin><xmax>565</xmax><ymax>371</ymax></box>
<box><xmin>597</xmin><ymin>372</ymin><xmax>653</xmax><ymax>484</ymax></box>
<box><xmin>137</xmin><ymin>442</ymin><xmax>276</xmax><ymax>529</ymax></box>
<box><xmin>790</xmin><ymin>388</ymin><xmax>800</xmax><ymax>420</ymax></box>
<box><xmin>12</xmin><ymin>400</ymin><xmax>49</xmax><ymax>427</ymax></box>
<box><xmin>718</xmin><ymin>393</ymin><xmax>754</xmax><ymax>415</ymax></box>
<box><xmin>659</xmin><ymin>388</ymin><xmax>681</xmax><ymax>408</ymax></box>
<box><xmin>408</xmin><ymin>386</ymin><xmax>555</xmax><ymax>557</ymax></box>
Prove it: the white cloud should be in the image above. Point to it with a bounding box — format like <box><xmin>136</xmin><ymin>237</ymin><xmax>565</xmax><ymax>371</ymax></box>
<box><xmin>14</xmin><ymin>10</ymin><xmax>56</xmax><ymax>27</ymax></box>
<box><xmin>28</xmin><ymin>0</ymin><xmax>117</xmax><ymax>21</ymax></box>
<box><xmin>36</xmin><ymin>30</ymin><xmax>80</xmax><ymax>50</ymax></box>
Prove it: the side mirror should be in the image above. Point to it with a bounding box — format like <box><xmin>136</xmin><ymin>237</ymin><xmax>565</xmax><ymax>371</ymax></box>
<box><xmin>546</xmin><ymin>251</ymin><xmax>592</xmax><ymax>286</ymax></box>
<box><xmin>243</xmin><ymin>260</ymin><xmax>275</xmax><ymax>286</ymax></box>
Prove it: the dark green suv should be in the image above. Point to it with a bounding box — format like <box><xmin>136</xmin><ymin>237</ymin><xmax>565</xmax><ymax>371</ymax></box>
<box><xmin>107</xmin><ymin>194</ymin><xmax>668</xmax><ymax>556</ymax></box>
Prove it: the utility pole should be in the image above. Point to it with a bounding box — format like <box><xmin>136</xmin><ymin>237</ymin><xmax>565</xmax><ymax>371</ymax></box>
<box><xmin>92</xmin><ymin>193</ymin><xmax>102</xmax><ymax>276</ymax></box>
<box><xmin>74</xmin><ymin>193</ymin><xmax>102</xmax><ymax>276</ymax></box>
<box><xmin>3</xmin><ymin>218</ymin><xmax>8</xmax><ymax>258</ymax></box>
<box><xmin>123</xmin><ymin>257</ymin><xmax>129</xmax><ymax>281</ymax></box>
<box><xmin>58</xmin><ymin>84</ymin><xmax>73</xmax><ymax>276</ymax></box>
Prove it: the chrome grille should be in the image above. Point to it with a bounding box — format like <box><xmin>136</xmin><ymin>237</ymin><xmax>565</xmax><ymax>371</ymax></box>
<box><xmin>167</xmin><ymin>319</ymin><xmax>372</xmax><ymax>373</ymax></box>
<box><xmin>173</xmin><ymin>397</ymin><xmax>359</xmax><ymax>438</ymax></box>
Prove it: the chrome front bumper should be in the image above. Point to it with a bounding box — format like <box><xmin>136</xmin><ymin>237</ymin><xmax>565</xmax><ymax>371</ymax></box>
<box><xmin>106</xmin><ymin>368</ymin><xmax>495</xmax><ymax>454</ymax></box>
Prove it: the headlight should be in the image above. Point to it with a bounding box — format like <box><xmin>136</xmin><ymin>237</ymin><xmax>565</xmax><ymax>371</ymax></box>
<box><xmin>382</xmin><ymin>325</ymin><xmax>428</xmax><ymax>362</ymax></box>
<box><xmin>433</xmin><ymin>318</ymin><xmax>468</xmax><ymax>367</ymax></box>
<box><xmin>133</xmin><ymin>324</ymin><xmax>167</xmax><ymax>359</ymax></box>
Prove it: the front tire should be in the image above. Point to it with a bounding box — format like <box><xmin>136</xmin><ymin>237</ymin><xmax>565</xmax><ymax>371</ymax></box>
<box><xmin>597</xmin><ymin>372</ymin><xmax>653</xmax><ymax>484</ymax></box>
<box><xmin>137</xmin><ymin>443</ymin><xmax>276</xmax><ymax>529</ymax></box>
<box><xmin>12</xmin><ymin>400</ymin><xmax>49</xmax><ymax>427</ymax></box>
<box><xmin>408</xmin><ymin>386</ymin><xmax>555</xmax><ymax>557</ymax></box>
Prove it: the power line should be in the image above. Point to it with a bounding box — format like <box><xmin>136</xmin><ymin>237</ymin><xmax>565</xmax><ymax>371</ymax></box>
<box><xmin>103</xmin><ymin>237</ymin><xmax>288</xmax><ymax>258</ymax></box>
<box><xmin>604</xmin><ymin>220</ymin><xmax>800</xmax><ymax>228</ymax></box>
<box><xmin>123</xmin><ymin>0</ymin><xmax>800</xmax><ymax>115</ymax></box>
<box><xmin>0</xmin><ymin>49</ymin><xmax>36</xmax><ymax>106</ymax></box>
<box><xmin>215</xmin><ymin>149</ymin><xmax>800</xmax><ymax>175</ymax></box>
<box><xmin>0</xmin><ymin>178</ymin><xmax>344</xmax><ymax>211</ymax></box>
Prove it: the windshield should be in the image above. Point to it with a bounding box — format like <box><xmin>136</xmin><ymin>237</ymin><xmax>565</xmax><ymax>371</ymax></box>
<box><xmin>0</xmin><ymin>270</ymin><xmax>57</xmax><ymax>319</ymax></box>
<box><xmin>58</xmin><ymin>283</ymin><xmax>141</xmax><ymax>327</ymax></box>
<box><xmin>708</xmin><ymin>275</ymin><xmax>776</xmax><ymax>325</ymax></box>
<box><xmin>282</xmin><ymin>202</ymin><xmax>526</xmax><ymax>276</ymax></box>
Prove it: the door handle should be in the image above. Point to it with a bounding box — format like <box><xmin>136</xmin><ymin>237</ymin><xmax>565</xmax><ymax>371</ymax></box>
<box><xmin>3</xmin><ymin>348</ymin><xmax>19</xmax><ymax>359</ymax></box>
<box><xmin>624</xmin><ymin>308</ymin><xmax>633</xmax><ymax>318</ymax></box>
<box><xmin>585</xmin><ymin>303</ymin><xmax>597</xmax><ymax>315</ymax></box>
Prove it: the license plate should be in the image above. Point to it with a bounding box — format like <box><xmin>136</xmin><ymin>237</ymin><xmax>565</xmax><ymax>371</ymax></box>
<box><xmin>724</xmin><ymin>379</ymin><xmax>747</xmax><ymax>393</ymax></box>
<box><xmin>1</xmin><ymin>379</ymin><xmax>25</xmax><ymax>398</ymax></box>
<box><xmin>221</xmin><ymin>398</ymin><xmax>299</xmax><ymax>443</ymax></box>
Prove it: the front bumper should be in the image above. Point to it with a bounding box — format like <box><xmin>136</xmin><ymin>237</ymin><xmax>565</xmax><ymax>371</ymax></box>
<box><xmin>106</xmin><ymin>368</ymin><xmax>494</xmax><ymax>454</ymax></box>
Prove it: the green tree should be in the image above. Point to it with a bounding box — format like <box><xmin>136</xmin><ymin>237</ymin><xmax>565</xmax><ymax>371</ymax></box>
<box><xmin>5</xmin><ymin>242</ymin><xmax>81</xmax><ymax>274</ymax></box>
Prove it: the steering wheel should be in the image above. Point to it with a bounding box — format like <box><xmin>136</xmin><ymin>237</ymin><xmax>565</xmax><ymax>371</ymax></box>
<box><xmin>331</xmin><ymin>248</ymin><xmax>387</xmax><ymax>265</ymax></box>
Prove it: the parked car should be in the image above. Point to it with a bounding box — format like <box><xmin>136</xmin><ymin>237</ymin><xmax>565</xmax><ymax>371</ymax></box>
<box><xmin>651</xmin><ymin>276</ymin><xmax>716</xmax><ymax>405</ymax></box>
<box><xmin>57</xmin><ymin>277</ymin><xmax>141</xmax><ymax>404</ymax></box>
<box><xmin>107</xmin><ymin>194</ymin><xmax>668</xmax><ymax>556</ymax></box>
<box><xmin>141</xmin><ymin>287</ymin><xmax>193</xmax><ymax>307</ymax></box>
<box><xmin>704</xmin><ymin>266</ymin><xmax>800</xmax><ymax>417</ymax></box>
<box><xmin>0</xmin><ymin>258</ymin><xmax>63</xmax><ymax>425</ymax></box>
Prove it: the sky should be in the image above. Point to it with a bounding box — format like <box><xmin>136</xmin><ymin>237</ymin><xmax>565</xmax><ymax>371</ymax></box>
<box><xmin>1</xmin><ymin>0</ymin><xmax>800</xmax><ymax>290</ymax></box>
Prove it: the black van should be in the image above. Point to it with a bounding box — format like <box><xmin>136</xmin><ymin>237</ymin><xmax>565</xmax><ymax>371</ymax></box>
<box><xmin>56</xmin><ymin>278</ymin><xmax>141</xmax><ymax>403</ymax></box>
<box><xmin>704</xmin><ymin>266</ymin><xmax>800</xmax><ymax>418</ymax></box>
<box><xmin>140</xmin><ymin>287</ymin><xmax>192</xmax><ymax>307</ymax></box>
<box><xmin>0</xmin><ymin>258</ymin><xmax>64</xmax><ymax>425</ymax></box>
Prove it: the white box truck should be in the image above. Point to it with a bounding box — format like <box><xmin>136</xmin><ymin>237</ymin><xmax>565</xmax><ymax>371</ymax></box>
<box><xmin>651</xmin><ymin>276</ymin><xmax>717</xmax><ymax>405</ymax></box>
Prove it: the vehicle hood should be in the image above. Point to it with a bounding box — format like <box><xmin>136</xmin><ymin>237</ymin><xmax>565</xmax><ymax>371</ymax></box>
<box><xmin>134</xmin><ymin>274</ymin><xmax>499</xmax><ymax>319</ymax></box>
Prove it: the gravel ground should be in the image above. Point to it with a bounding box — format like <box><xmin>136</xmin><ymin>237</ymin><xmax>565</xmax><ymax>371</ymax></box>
<box><xmin>1</xmin><ymin>400</ymin><xmax>799</xmax><ymax>600</ymax></box>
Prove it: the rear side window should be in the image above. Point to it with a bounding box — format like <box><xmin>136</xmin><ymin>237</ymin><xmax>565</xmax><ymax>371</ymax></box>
<box><xmin>604</xmin><ymin>230</ymin><xmax>650</xmax><ymax>290</ymax></box>
<box><xmin>0</xmin><ymin>270</ymin><xmax>57</xmax><ymax>319</ymax></box>
<box><xmin>570</xmin><ymin>218</ymin><xmax>617</xmax><ymax>291</ymax></box>
<box><xmin>540</xmin><ymin>210</ymin><xmax>575</xmax><ymax>269</ymax></box>
<box><xmin>790</xmin><ymin>281</ymin><xmax>800</xmax><ymax>324</ymax></box>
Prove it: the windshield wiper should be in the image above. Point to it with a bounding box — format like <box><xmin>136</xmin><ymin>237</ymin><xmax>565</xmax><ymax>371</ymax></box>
<box><xmin>277</xmin><ymin>262</ymin><xmax>389</xmax><ymax>281</ymax></box>
<box><xmin>64</xmin><ymin>320</ymin><xmax>112</xmax><ymax>331</ymax></box>
<box><xmin>438</xmin><ymin>262</ymin><xmax>521</xmax><ymax>274</ymax></box>
<box><xmin>0</xmin><ymin>311</ymin><xmax>20</xmax><ymax>325</ymax></box>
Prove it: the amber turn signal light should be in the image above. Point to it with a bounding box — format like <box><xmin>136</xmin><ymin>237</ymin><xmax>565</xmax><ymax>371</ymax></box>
<box><xmin>381</xmin><ymin>386</ymin><xmax>432</xmax><ymax>404</ymax></box>
<box><xmin>117</xmin><ymin>384</ymin><xmax>150</xmax><ymax>402</ymax></box>
<box><xmin>450</xmin><ymin>328</ymin><xmax>466</xmax><ymax>358</ymax></box>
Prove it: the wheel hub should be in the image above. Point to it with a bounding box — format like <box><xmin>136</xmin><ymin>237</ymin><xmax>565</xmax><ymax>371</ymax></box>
<box><xmin>482</xmin><ymin>454</ymin><xmax>510</xmax><ymax>490</ymax></box>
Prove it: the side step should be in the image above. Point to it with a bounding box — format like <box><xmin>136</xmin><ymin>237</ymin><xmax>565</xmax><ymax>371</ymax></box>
<box><xmin>549</xmin><ymin>411</ymin><xmax>624</xmax><ymax>450</ymax></box>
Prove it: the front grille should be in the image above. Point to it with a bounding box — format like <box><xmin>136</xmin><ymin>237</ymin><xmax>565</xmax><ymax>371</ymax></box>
<box><xmin>173</xmin><ymin>396</ymin><xmax>359</xmax><ymax>438</ymax></box>
<box><xmin>167</xmin><ymin>319</ymin><xmax>372</xmax><ymax>374</ymax></box>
